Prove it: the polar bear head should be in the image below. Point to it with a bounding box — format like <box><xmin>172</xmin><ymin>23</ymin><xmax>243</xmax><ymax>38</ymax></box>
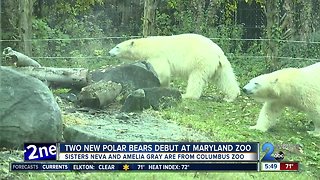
<box><xmin>108</xmin><ymin>40</ymin><xmax>137</xmax><ymax>59</ymax></box>
<box><xmin>242</xmin><ymin>73</ymin><xmax>281</xmax><ymax>101</ymax></box>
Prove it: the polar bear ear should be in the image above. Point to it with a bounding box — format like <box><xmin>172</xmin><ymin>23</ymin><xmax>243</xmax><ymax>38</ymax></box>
<box><xmin>130</xmin><ymin>41</ymin><xmax>135</xmax><ymax>47</ymax></box>
<box><xmin>272</xmin><ymin>78</ymin><xmax>280</xmax><ymax>96</ymax></box>
<box><xmin>272</xmin><ymin>78</ymin><xmax>279</xmax><ymax>84</ymax></box>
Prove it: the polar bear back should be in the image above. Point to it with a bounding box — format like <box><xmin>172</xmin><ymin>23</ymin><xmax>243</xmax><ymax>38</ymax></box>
<box><xmin>128</xmin><ymin>34</ymin><xmax>227</xmax><ymax>77</ymax></box>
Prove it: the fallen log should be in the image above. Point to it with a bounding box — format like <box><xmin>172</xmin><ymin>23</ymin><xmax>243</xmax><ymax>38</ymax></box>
<box><xmin>78</xmin><ymin>80</ymin><xmax>122</xmax><ymax>108</ymax></box>
<box><xmin>3</xmin><ymin>47</ymin><xmax>41</xmax><ymax>67</ymax></box>
<box><xmin>2</xmin><ymin>66</ymin><xmax>89</xmax><ymax>89</ymax></box>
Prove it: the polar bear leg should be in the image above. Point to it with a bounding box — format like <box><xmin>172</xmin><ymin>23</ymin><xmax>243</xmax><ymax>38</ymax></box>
<box><xmin>250</xmin><ymin>102</ymin><xmax>283</xmax><ymax>132</ymax></box>
<box><xmin>213</xmin><ymin>56</ymin><xmax>240</xmax><ymax>102</ymax></box>
<box><xmin>148</xmin><ymin>59</ymin><xmax>171</xmax><ymax>87</ymax></box>
<box><xmin>182</xmin><ymin>70</ymin><xmax>207</xmax><ymax>99</ymax></box>
<box><xmin>307</xmin><ymin>109</ymin><xmax>320</xmax><ymax>137</ymax></box>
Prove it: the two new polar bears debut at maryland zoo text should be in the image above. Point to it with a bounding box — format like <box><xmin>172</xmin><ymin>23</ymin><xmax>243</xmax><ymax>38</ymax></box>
<box><xmin>108</xmin><ymin>33</ymin><xmax>240</xmax><ymax>102</ymax></box>
<box><xmin>243</xmin><ymin>62</ymin><xmax>320</xmax><ymax>137</ymax></box>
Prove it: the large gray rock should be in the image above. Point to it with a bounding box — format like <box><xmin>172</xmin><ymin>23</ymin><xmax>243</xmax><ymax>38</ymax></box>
<box><xmin>63</xmin><ymin>126</ymin><xmax>110</xmax><ymax>142</ymax></box>
<box><xmin>90</xmin><ymin>61</ymin><xmax>160</xmax><ymax>92</ymax></box>
<box><xmin>0</xmin><ymin>66</ymin><xmax>63</xmax><ymax>149</ymax></box>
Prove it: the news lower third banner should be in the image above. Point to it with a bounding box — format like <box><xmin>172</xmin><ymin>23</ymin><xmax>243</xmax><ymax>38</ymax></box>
<box><xmin>58</xmin><ymin>142</ymin><xmax>259</xmax><ymax>162</ymax></box>
<box><xmin>11</xmin><ymin>162</ymin><xmax>259</xmax><ymax>172</ymax></box>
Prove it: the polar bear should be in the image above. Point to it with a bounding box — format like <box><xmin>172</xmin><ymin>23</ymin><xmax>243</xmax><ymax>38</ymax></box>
<box><xmin>242</xmin><ymin>63</ymin><xmax>320</xmax><ymax>137</ymax></box>
<box><xmin>108</xmin><ymin>33</ymin><xmax>240</xmax><ymax>101</ymax></box>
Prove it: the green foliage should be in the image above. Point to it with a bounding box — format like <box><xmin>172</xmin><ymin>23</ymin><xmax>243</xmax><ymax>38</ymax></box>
<box><xmin>32</xmin><ymin>11</ymin><xmax>116</xmax><ymax>68</ymax></box>
<box><xmin>278</xmin><ymin>31</ymin><xmax>320</xmax><ymax>68</ymax></box>
<box><xmin>245</xmin><ymin>0</ymin><xmax>265</xmax><ymax>6</ymax></box>
<box><xmin>52</xmin><ymin>88</ymin><xmax>71</xmax><ymax>95</ymax></box>
<box><xmin>53</xmin><ymin>0</ymin><xmax>104</xmax><ymax>16</ymax></box>
<box><xmin>213</xmin><ymin>25</ymin><xmax>244</xmax><ymax>56</ymax></box>
<box><xmin>32</xmin><ymin>19</ymin><xmax>71</xmax><ymax>67</ymax></box>
<box><xmin>155</xmin><ymin>0</ymin><xmax>244</xmax><ymax>57</ymax></box>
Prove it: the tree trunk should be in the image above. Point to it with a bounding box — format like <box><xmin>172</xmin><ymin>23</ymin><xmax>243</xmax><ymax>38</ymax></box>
<box><xmin>19</xmin><ymin>0</ymin><xmax>33</xmax><ymax>56</ymax></box>
<box><xmin>118</xmin><ymin>0</ymin><xmax>131</xmax><ymax>29</ymax></box>
<box><xmin>264</xmin><ymin>0</ymin><xmax>280</xmax><ymax>72</ymax></box>
<box><xmin>143</xmin><ymin>0</ymin><xmax>158</xmax><ymax>37</ymax></box>
<box><xmin>34</xmin><ymin>0</ymin><xmax>44</xmax><ymax>18</ymax></box>
<box><xmin>0</xmin><ymin>1</ymin><xmax>2</xmax><ymax>67</ymax></box>
<box><xmin>281</xmin><ymin>0</ymin><xmax>295</xmax><ymax>40</ymax></box>
<box><xmin>193</xmin><ymin>0</ymin><xmax>205</xmax><ymax>34</ymax></box>
<box><xmin>299</xmin><ymin>0</ymin><xmax>312</xmax><ymax>41</ymax></box>
<box><xmin>2</xmin><ymin>0</ymin><xmax>20</xmax><ymax>49</ymax></box>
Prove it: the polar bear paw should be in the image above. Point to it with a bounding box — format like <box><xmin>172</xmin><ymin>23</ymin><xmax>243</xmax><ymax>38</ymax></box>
<box><xmin>307</xmin><ymin>131</ymin><xmax>320</xmax><ymax>137</ymax></box>
<box><xmin>223</xmin><ymin>97</ymin><xmax>235</xmax><ymax>103</ymax></box>
<box><xmin>249</xmin><ymin>125</ymin><xmax>268</xmax><ymax>132</ymax></box>
<box><xmin>181</xmin><ymin>93</ymin><xmax>199</xmax><ymax>100</ymax></box>
<box><xmin>181</xmin><ymin>94</ymin><xmax>188</xmax><ymax>99</ymax></box>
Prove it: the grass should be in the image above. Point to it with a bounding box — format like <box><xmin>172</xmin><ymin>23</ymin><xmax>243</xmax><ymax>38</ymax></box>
<box><xmin>156</xmin><ymin>81</ymin><xmax>320</xmax><ymax>179</ymax></box>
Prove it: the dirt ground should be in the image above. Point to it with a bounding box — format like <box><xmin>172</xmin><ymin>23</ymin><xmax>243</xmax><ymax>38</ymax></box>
<box><xmin>60</xmin><ymin>97</ymin><xmax>212</xmax><ymax>142</ymax></box>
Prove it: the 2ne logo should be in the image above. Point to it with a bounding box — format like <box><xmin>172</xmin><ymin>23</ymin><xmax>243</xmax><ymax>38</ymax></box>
<box><xmin>261</xmin><ymin>142</ymin><xmax>285</xmax><ymax>162</ymax></box>
<box><xmin>24</xmin><ymin>143</ymin><xmax>57</xmax><ymax>161</ymax></box>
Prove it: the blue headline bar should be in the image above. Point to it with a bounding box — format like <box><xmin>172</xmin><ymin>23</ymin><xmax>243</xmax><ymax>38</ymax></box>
<box><xmin>59</xmin><ymin>142</ymin><xmax>258</xmax><ymax>153</ymax></box>
<box><xmin>11</xmin><ymin>162</ymin><xmax>258</xmax><ymax>171</ymax></box>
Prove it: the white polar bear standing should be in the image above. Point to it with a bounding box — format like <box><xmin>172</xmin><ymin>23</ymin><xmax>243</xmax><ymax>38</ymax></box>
<box><xmin>242</xmin><ymin>62</ymin><xmax>320</xmax><ymax>137</ymax></box>
<box><xmin>108</xmin><ymin>33</ymin><xmax>240</xmax><ymax>101</ymax></box>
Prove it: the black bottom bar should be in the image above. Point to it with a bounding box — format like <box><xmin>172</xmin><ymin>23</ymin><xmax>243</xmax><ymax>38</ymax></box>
<box><xmin>11</xmin><ymin>162</ymin><xmax>258</xmax><ymax>171</ymax></box>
